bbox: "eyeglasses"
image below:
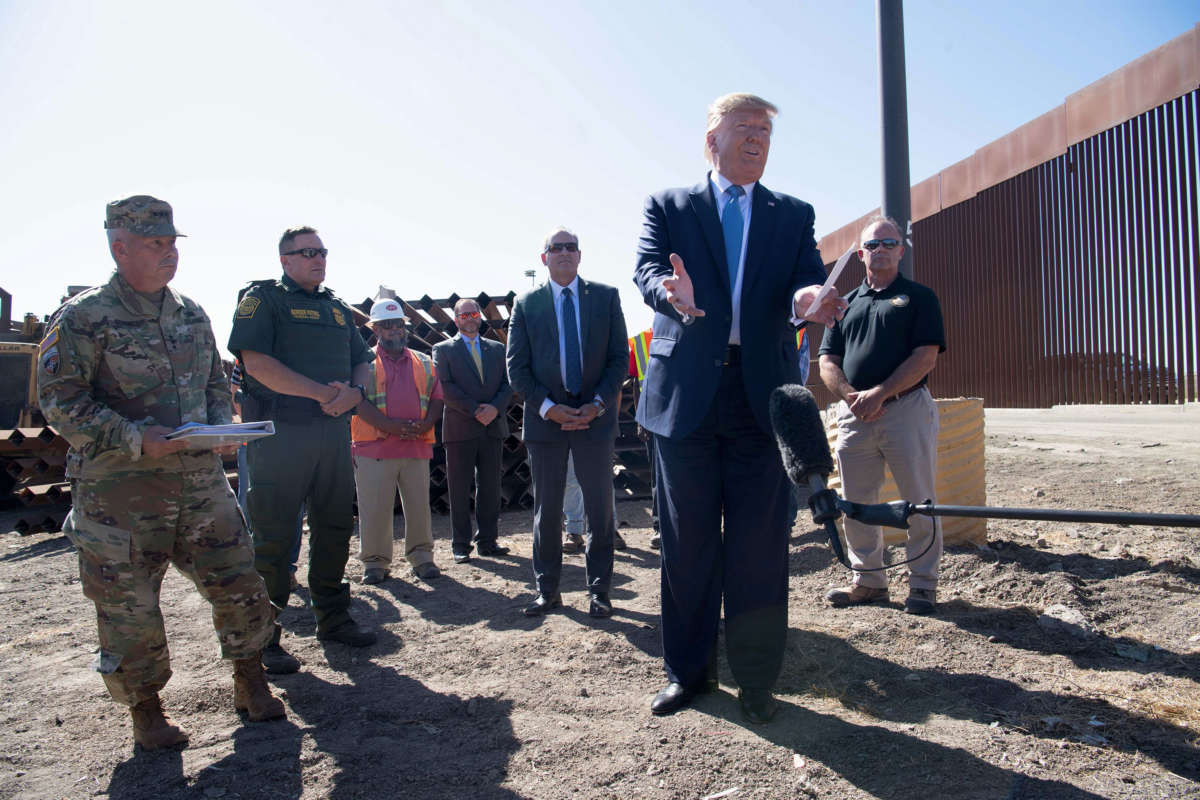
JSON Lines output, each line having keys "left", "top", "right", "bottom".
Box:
{"left": 374, "top": 319, "right": 406, "bottom": 330}
{"left": 282, "top": 247, "right": 328, "bottom": 259}
{"left": 457, "top": 311, "right": 481, "bottom": 319}
{"left": 862, "top": 238, "right": 900, "bottom": 252}
{"left": 545, "top": 242, "right": 578, "bottom": 254}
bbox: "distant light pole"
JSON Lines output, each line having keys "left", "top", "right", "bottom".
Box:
{"left": 523, "top": 269, "right": 537, "bottom": 286}
{"left": 878, "top": 0, "right": 913, "bottom": 278}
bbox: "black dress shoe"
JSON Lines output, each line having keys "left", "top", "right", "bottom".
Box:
{"left": 317, "top": 619, "right": 377, "bottom": 648}
{"left": 738, "top": 688, "right": 778, "bottom": 724}
{"left": 522, "top": 593, "right": 562, "bottom": 617}
{"left": 588, "top": 592, "right": 613, "bottom": 618}
{"left": 452, "top": 551, "right": 472, "bottom": 564}
{"left": 477, "top": 544, "right": 510, "bottom": 557}
{"left": 650, "top": 682, "right": 695, "bottom": 715}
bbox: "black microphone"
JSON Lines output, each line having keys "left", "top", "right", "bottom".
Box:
{"left": 768, "top": 384, "right": 849, "bottom": 566}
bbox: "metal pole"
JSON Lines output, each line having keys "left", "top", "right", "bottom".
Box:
{"left": 877, "top": 0, "right": 913, "bottom": 278}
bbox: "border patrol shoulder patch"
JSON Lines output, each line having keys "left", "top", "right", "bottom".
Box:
{"left": 237, "top": 296, "right": 261, "bottom": 319}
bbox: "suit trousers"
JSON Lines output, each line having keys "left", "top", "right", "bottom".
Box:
{"left": 563, "top": 451, "right": 618, "bottom": 535}
{"left": 353, "top": 455, "right": 434, "bottom": 568}
{"left": 834, "top": 388, "right": 942, "bottom": 590}
{"left": 444, "top": 437, "right": 502, "bottom": 554}
{"left": 526, "top": 435, "right": 615, "bottom": 595}
{"left": 654, "top": 363, "right": 790, "bottom": 691}
{"left": 248, "top": 416, "right": 354, "bottom": 635}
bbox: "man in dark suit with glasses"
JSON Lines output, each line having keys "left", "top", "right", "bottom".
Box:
{"left": 507, "top": 227, "right": 628, "bottom": 620}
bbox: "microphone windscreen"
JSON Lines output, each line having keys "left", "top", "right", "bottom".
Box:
{"left": 769, "top": 384, "right": 834, "bottom": 485}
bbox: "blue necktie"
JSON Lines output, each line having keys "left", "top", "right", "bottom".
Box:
{"left": 722, "top": 185, "right": 745, "bottom": 288}
{"left": 561, "top": 287, "right": 583, "bottom": 396}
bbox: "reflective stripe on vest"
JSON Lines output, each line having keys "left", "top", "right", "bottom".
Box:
{"left": 629, "top": 330, "right": 652, "bottom": 382}
{"left": 350, "top": 350, "right": 437, "bottom": 444}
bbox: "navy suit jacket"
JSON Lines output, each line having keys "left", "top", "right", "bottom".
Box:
{"left": 506, "top": 278, "right": 628, "bottom": 443}
{"left": 432, "top": 333, "right": 512, "bottom": 443}
{"left": 634, "top": 175, "right": 827, "bottom": 438}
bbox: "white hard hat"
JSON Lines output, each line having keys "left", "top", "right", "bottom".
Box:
{"left": 369, "top": 299, "right": 408, "bottom": 324}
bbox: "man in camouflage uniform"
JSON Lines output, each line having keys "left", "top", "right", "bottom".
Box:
{"left": 228, "top": 226, "right": 377, "bottom": 674}
{"left": 38, "top": 195, "right": 285, "bottom": 751}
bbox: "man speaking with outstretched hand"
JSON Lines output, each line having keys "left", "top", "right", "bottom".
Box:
{"left": 633, "top": 92, "right": 846, "bottom": 723}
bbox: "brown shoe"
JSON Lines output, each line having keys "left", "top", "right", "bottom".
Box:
{"left": 234, "top": 657, "right": 287, "bottom": 721}
{"left": 825, "top": 584, "right": 889, "bottom": 607}
{"left": 561, "top": 533, "right": 585, "bottom": 554}
{"left": 130, "top": 695, "right": 189, "bottom": 750}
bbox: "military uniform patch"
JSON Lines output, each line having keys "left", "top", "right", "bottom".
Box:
{"left": 331, "top": 307, "right": 346, "bottom": 327}
{"left": 40, "top": 326, "right": 59, "bottom": 354}
{"left": 42, "top": 346, "right": 60, "bottom": 375}
{"left": 290, "top": 308, "right": 321, "bottom": 320}
{"left": 890, "top": 295, "right": 910, "bottom": 308}
{"left": 237, "top": 296, "right": 260, "bottom": 319}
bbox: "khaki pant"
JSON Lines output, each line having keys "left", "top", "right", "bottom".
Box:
{"left": 353, "top": 455, "right": 433, "bottom": 568}
{"left": 834, "top": 388, "right": 942, "bottom": 591}
{"left": 67, "top": 463, "right": 273, "bottom": 707}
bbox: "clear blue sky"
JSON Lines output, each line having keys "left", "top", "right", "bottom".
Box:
{"left": 1, "top": 0, "right": 1194, "bottom": 350}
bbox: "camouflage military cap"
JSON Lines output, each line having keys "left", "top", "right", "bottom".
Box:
{"left": 104, "top": 195, "right": 187, "bottom": 237}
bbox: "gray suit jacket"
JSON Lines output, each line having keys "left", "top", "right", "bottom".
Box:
{"left": 432, "top": 333, "right": 512, "bottom": 443}
{"left": 506, "top": 278, "right": 628, "bottom": 443}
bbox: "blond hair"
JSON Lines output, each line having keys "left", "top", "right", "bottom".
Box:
{"left": 704, "top": 93, "right": 778, "bottom": 163}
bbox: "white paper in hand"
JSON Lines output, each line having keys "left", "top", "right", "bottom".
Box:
{"left": 804, "top": 245, "right": 856, "bottom": 317}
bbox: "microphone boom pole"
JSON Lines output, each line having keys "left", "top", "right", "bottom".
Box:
{"left": 863, "top": 501, "right": 1200, "bottom": 529}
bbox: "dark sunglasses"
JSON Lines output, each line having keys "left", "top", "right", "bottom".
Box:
{"left": 545, "top": 242, "right": 579, "bottom": 253}
{"left": 862, "top": 238, "right": 900, "bottom": 252}
{"left": 282, "top": 247, "right": 328, "bottom": 259}
{"left": 374, "top": 319, "right": 406, "bottom": 330}
{"left": 457, "top": 311, "right": 481, "bottom": 319}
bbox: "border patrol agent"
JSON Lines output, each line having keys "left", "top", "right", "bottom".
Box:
{"left": 227, "top": 226, "right": 377, "bottom": 674}
{"left": 39, "top": 195, "right": 284, "bottom": 751}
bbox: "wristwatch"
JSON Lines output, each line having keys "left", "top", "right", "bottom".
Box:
{"left": 351, "top": 384, "right": 367, "bottom": 401}
{"left": 592, "top": 398, "right": 607, "bottom": 417}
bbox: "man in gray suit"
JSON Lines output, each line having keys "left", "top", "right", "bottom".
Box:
{"left": 506, "top": 227, "right": 628, "bottom": 619}
{"left": 432, "top": 298, "right": 514, "bottom": 564}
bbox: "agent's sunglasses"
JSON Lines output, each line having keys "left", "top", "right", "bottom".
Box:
{"left": 545, "top": 242, "right": 579, "bottom": 253}
{"left": 282, "top": 247, "right": 328, "bottom": 259}
{"left": 862, "top": 238, "right": 900, "bottom": 251}
{"left": 457, "top": 311, "right": 482, "bottom": 319}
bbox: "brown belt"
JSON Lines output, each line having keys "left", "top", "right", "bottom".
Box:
{"left": 883, "top": 384, "right": 926, "bottom": 406}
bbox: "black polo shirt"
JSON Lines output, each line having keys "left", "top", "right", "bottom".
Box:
{"left": 818, "top": 274, "right": 945, "bottom": 391}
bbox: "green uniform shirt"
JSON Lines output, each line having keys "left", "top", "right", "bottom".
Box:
{"left": 227, "top": 274, "right": 370, "bottom": 417}
{"left": 37, "top": 271, "right": 232, "bottom": 478}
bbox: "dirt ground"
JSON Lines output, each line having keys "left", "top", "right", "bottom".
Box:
{"left": 1, "top": 404, "right": 1198, "bottom": 800}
